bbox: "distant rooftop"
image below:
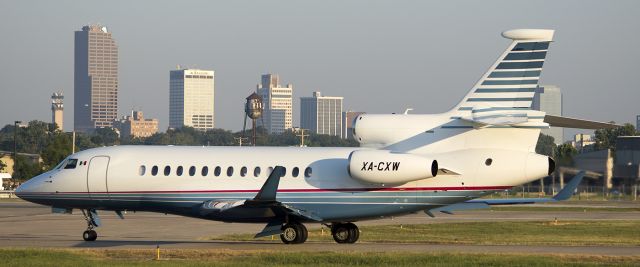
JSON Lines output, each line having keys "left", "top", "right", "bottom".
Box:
{"left": 81, "top": 24, "right": 108, "bottom": 33}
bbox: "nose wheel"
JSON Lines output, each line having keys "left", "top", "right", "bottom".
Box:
{"left": 81, "top": 209, "right": 100, "bottom": 241}
{"left": 83, "top": 230, "right": 97, "bottom": 241}
{"left": 331, "top": 222, "right": 359, "bottom": 244}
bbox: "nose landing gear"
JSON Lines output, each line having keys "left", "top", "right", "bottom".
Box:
{"left": 82, "top": 229, "right": 97, "bottom": 241}
{"left": 81, "top": 209, "right": 100, "bottom": 241}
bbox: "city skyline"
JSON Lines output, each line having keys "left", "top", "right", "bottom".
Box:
{"left": 1, "top": 1, "right": 640, "bottom": 142}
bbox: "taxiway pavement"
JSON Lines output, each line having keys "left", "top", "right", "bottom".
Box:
{"left": 1, "top": 201, "right": 638, "bottom": 256}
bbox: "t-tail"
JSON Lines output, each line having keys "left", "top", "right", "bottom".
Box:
{"left": 452, "top": 29, "right": 554, "bottom": 114}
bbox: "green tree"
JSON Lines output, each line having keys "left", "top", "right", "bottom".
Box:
{"left": 535, "top": 133, "right": 556, "bottom": 157}
{"left": 12, "top": 155, "right": 43, "bottom": 181}
{"left": 594, "top": 123, "right": 637, "bottom": 151}
{"left": 554, "top": 143, "right": 577, "bottom": 167}
{"left": 41, "top": 133, "right": 73, "bottom": 170}
{"left": 91, "top": 127, "right": 119, "bottom": 146}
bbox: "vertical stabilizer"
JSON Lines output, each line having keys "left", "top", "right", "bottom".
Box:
{"left": 452, "top": 29, "right": 554, "bottom": 114}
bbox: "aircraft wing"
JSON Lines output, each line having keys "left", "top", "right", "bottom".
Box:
{"left": 543, "top": 115, "right": 620, "bottom": 129}
{"left": 199, "top": 166, "right": 322, "bottom": 238}
{"left": 425, "top": 171, "right": 585, "bottom": 217}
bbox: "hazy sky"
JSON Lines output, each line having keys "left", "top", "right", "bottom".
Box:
{"left": 1, "top": 0, "right": 639, "bottom": 141}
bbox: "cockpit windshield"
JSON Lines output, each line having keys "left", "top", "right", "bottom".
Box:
{"left": 54, "top": 159, "right": 67, "bottom": 170}
{"left": 63, "top": 159, "right": 78, "bottom": 169}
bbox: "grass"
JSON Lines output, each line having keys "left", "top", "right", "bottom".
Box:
{"left": 0, "top": 248, "right": 638, "bottom": 267}
{"left": 214, "top": 221, "right": 640, "bottom": 246}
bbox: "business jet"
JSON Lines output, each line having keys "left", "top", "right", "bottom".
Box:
{"left": 16, "top": 29, "right": 615, "bottom": 244}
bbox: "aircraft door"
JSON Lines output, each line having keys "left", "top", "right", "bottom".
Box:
{"left": 87, "top": 156, "right": 110, "bottom": 199}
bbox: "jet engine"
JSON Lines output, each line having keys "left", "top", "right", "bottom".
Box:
{"left": 348, "top": 150, "right": 438, "bottom": 184}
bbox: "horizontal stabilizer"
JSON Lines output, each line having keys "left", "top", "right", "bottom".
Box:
{"left": 460, "top": 108, "right": 547, "bottom": 128}
{"left": 544, "top": 115, "right": 619, "bottom": 129}
{"left": 463, "top": 113, "right": 529, "bottom": 126}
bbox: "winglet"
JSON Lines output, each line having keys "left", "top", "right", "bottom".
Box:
{"left": 553, "top": 171, "right": 585, "bottom": 201}
{"left": 253, "top": 166, "right": 285, "bottom": 201}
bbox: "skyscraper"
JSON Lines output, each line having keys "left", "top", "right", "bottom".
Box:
{"left": 74, "top": 24, "right": 118, "bottom": 132}
{"left": 532, "top": 85, "right": 563, "bottom": 144}
{"left": 169, "top": 69, "right": 215, "bottom": 131}
{"left": 300, "top": 92, "right": 343, "bottom": 137}
{"left": 256, "top": 74, "right": 293, "bottom": 134}
{"left": 51, "top": 92, "right": 64, "bottom": 130}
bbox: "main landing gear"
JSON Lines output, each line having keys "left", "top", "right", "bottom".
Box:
{"left": 280, "top": 222, "right": 308, "bottom": 244}
{"left": 277, "top": 221, "right": 360, "bottom": 244}
{"left": 81, "top": 209, "right": 100, "bottom": 241}
{"left": 330, "top": 222, "right": 359, "bottom": 244}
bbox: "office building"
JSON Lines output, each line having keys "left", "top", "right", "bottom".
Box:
{"left": 51, "top": 92, "right": 64, "bottom": 130}
{"left": 74, "top": 24, "right": 118, "bottom": 132}
{"left": 256, "top": 74, "right": 293, "bottom": 134}
{"left": 169, "top": 68, "right": 215, "bottom": 131}
{"left": 343, "top": 111, "right": 366, "bottom": 140}
{"left": 532, "top": 85, "right": 563, "bottom": 144}
{"left": 571, "top": 133, "right": 595, "bottom": 151}
{"left": 300, "top": 92, "right": 343, "bottom": 137}
{"left": 114, "top": 110, "right": 159, "bottom": 139}
{"left": 636, "top": 115, "right": 640, "bottom": 132}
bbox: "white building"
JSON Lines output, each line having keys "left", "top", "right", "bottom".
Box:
{"left": 532, "top": 85, "right": 563, "bottom": 144}
{"left": 51, "top": 92, "right": 64, "bottom": 130}
{"left": 256, "top": 74, "right": 293, "bottom": 134}
{"left": 571, "top": 133, "right": 595, "bottom": 151}
{"left": 300, "top": 92, "right": 343, "bottom": 138}
{"left": 169, "top": 69, "right": 215, "bottom": 131}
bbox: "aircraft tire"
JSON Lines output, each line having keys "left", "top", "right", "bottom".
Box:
{"left": 346, "top": 222, "right": 359, "bottom": 243}
{"left": 280, "top": 222, "right": 307, "bottom": 244}
{"left": 83, "top": 230, "right": 97, "bottom": 241}
{"left": 331, "top": 223, "right": 359, "bottom": 244}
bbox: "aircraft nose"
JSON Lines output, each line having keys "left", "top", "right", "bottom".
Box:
{"left": 14, "top": 174, "right": 43, "bottom": 200}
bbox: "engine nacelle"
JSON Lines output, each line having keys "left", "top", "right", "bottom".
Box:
{"left": 348, "top": 150, "right": 438, "bottom": 184}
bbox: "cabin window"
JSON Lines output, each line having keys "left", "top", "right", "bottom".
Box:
{"left": 201, "top": 166, "right": 209, "bottom": 176}
{"left": 282, "top": 167, "right": 287, "bottom": 177}
{"left": 176, "top": 166, "right": 184, "bottom": 176}
{"left": 214, "top": 166, "right": 221, "bottom": 176}
{"left": 227, "top": 167, "right": 234, "bottom": 177}
{"left": 139, "top": 165, "right": 146, "bottom": 176}
{"left": 267, "top": 167, "right": 273, "bottom": 175}
{"left": 254, "top": 167, "right": 261, "bottom": 177}
{"left": 485, "top": 158, "right": 493, "bottom": 166}
{"left": 64, "top": 159, "right": 78, "bottom": 169}
{"left": 292, "top": 167, "right": 299, "bottom": 177}
{"left": 304, "top": 167, "right": 313, "bottom": 178}
{"left": 240, "top": 167, "right": 247, "bottom": 177}
{"left": 164, "top": 166, "right": 171, "bottom": 176}
{"left": 189, "top": 166, "right": 196, "bottom": 176}
{"left": 151, "top": 166, "right": 158, "bottom": 176}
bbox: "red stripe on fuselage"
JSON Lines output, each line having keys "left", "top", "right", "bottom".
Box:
{"left": 22, "top": 186, "right": 512, "bottom": 195}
